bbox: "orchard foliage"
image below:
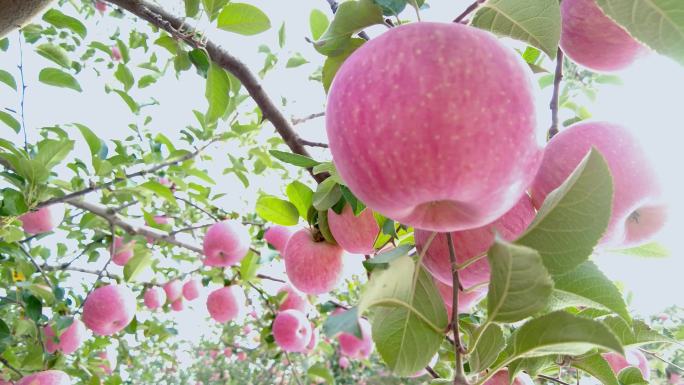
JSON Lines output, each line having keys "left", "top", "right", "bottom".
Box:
{"left": 0, "top": 0, "right": 682, "bottom": 384}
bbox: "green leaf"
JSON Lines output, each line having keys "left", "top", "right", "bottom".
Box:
{"left": 470, "top": 323, "right": 505, "bottom": 372}
{"left": 315, "top": 0, "right": 383, "bottom": 56}
{"left": 322, "top": 38, "right": 365, "bottom": 92}
{"left": 517, "top": 149, "right": 613, "bottom": 275}
{"left": 35, "top": 139, "right": 74, "bottom": 172}
{"left": 185, "top": 0, "right": 200, "bottom": 17}
{"left": 323, "top": 306, "right": 362, "bottom": 338}
{"left": 74, "top": 123, "right": 101, "bottom": 160}
{"left": 618, "top": 367, "right": 648, "bottom": 385}
{"left": 0, "top": 319, "right": 9, "bottom": 343}
{"left": 269, "top": 150, "right": 320, "bottom": 168}
{"left": 486, "top": 239, "right": 553, "bottom": 323}
{"left": 508, "top": 356, "right": 556, "bottom": 379}
{"left": 374, "top": 0, "right": 408, "bottom": 16}
{"left": 0, "top": 38, "right": 8, "bottom": 51}
{"left": 42, "top": 9, "right": 87, "bottom": 38}
{"left": 123, "top": 253, "right": 152, "bottom": 282}
{"left": 205, "top": 62, "right": 230, "bottom": 124}
{"left": 286, "top": 181, "right": 314, "bottom": 218}
{"left": 286, "top": 53, "right": 309, "bottom": 68}
{"left": 0, "top": 112, "right": 20, "bottom": 134}
{"left": 217, "top": 3, "right": 272, "bottom": 36}
{"left": 471, "top": 0, "right": 561, "bottom": 58}
{"left": 609, "top": 241, "right": 670, "bottom": 258}
{"left": 139, "top": 181, "right": 177, "bottom": 206}
{"left": 595, "top": 0, "right": 684, "bottom": 67}
{"left": 0, "top": 69, "right": 16, "bottom": 90}
{"left": 0, "top": 188, "right": 28, "bottom": 215}
{"left": 310, "top": 9, "right": 330, "bottom": 40}
{"left": 312, "top": 178, "right": 343, "bottom": 211}
{"left": 35, "top": 44, "right": 72, "bottom": 68}
{"left": 240, "top": 251, "right": 260, "bottom": 282}
{"left": 278, "top": 22, "right": 286, "bottom": 48}
{"left": 113, "top": 90, "right": 139, "bottom": 114}
{"left": 509, "top": 311, "right": 623, "bottom": 359}
{"left": 202, "top": 0, "right": 229, "bottom": 21}
{"left": 359, "top": 256, "right": 448, "bottom": 376}
{"left": 25, "top": 295, "right": 42, "bottom": 322}
{"left": 114, "top": 64, "right": 135, "bottom": 91}
{"left": 602, "top": 316, "right": 674, "bottom": 346}
{"left": 256, "top": 195, "right": 300, "bottom": 226}
{"left": 308, "top": 363, "right": 335, "bottom": 385}
{"left": 39, "top": 68, "right": 82, "bottom": 92}
{"left": 571, "top": 353, "right": 620, "bottom": 385}
{"left": 552, "top": 261, "right": 630, "bottom": 322}
{"left": 365, "top": 244, "right": 412, "bottom": 266}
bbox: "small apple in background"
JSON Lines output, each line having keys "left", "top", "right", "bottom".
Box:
{"left": 163, "top": 279, "right": 183, "bottom": 303}
{"left": 603, "top": 349, "right": 650, "bottom": 379}
{"left": 206, "top": 286, "right": 245, "bottom": 323}
{"left": 434, "top": 279, "right": 487, "bottom": 320}
{"left": 143, "top": 286, "right": 166, "bottom": 310}
{"left": 326, "top": 22, "right": 541, "bottom": 232}
{"left": 202, "top": 220, "right": 251, "bottom": 267}
{"left": 94, "top": 1, "right": 107, "bottom": 13}
{"left": 669, "top": 373, "right": 682, "bottom": 385}
{"left": 44, "top": 318, "right": 87, "bottom": 355}
{"left": 97, "top": 348, "right": 117, "bottom": 375}
{"left": 272, "top": 309, "right": 312, "bottom": 353}
{"left": 263, "top": 225, "right": 296, "bottom": 253}
{"left": 283, "top": 229, "right": 344, "bottom": 295}
{"left": 146, "top": 215, "right": 171, "bottom": 243}
{"left": 249, "top": 310, "right": 258, "bottom": 319}
{"left": 338, "top": 316, "right": 373, "bottom": 359}
{"left": 277, "top": 284, "right": 308, "bottom": 312}
{"left": 243, "top": 325, "right": 252, "bottom": 334}
{"left": 209, "top": 349, "right": 218, "bottom": 359}
{"left": 111, "top": 236, "right": 135, "bottom": 266}
{"left": 224, "top": 347, "right": 232, "bottom": 358}
{"left": 237, "top": 351, "right": 247, "bottom": 361}
{"left": 327, "top": 204, "right": 379, "bottom": 254}
{"left": 182, "top": 279, "right": 200, "bottom": 301}
{"left": 560, "top": 0, "right": 647, "bottom": 72}
{"left": 338, "top": 356, "right": 350, "bottom": 369}
{"left": 111, "top": 46, "right": 122, "bottom": 61}
{"left": 531, "top": 122, "right": 666, "bottom": 247}
{"left": 416, "top": 195, "right": 535, "bottom": 289}
{"left": 19, "top": 204, "right": 65, "bottom": 234}
{"left": 82, "top": 284, "right": 136, "bottom": 336}
{"left": 171, "top": 298, "right": 184, "bottom": 311}
{"left": 484, "top": 370, "right": 535, "bottom": 385}
{"left": 17, "top": 370, "right": 71, "bottom": 385}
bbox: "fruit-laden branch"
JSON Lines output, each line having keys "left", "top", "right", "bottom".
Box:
{"left": 452, "top": 0, "right": 485, "bottom": 23}
{"left": 548, "top": 48, "right": 565, "bottom": 140}
{"left": 105, "top": 0, "right": 325, "bottom": 184}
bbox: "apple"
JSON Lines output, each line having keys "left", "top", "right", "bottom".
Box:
{"left": 146, "top": 215, "right": 171, "bottom": 243}
{"left": 283, "top": 229, "right": 344, "bottom": 294}
{"left": 339, "top": 356, "right": 350, "bottom": 369}
{"left": 206, "top": 286, "right": 245, "bottom": 323}
{"left": 182, "top": 279, "right": 200, "bottom": 301}
{"left": 272, "top": 309, "right": 312, "bottom": 353}
{"left": 19, "top": 204, "right": 65, "bottom": 234}
{"left": 17, "top": 370, "right": 70, "bottom": 385}
{"left": 237, "top": 351, "right": 247, "bottom": 361}
{"left": 560, "top": 0, "right": 647, "bottom": 72}
{"left": 243, "top": 325, "right": 251, "bottom": 334}
{"left": 111, "top": 46, "right": 122, "bottom": 61}
{"left": 97, "top": 349, "right": 117, "bottom": 375}
{"left": 202, "top": 220, "right": 251, "bottom": 267}
{"left": 603, "top": 349, "right": 650, "bottom": 379}
{"left": 111, "top": 236, "right": 135, "bottom": 266}
{"left": 484, "top": 370, "right": 535, "bottom": 385}
{"left": 326, "top": 22, "right": 541, "bottom": 232}
{"left": 327, "top": 205, "right": 379, "bottom": 254}
{"left": 277, "top": 284, "right": 308, "bottom": 312}
{"left": 94, "top": 1, "right": 107, "bottom": 13}
{"left": 163, "top": 279, "right": 183, "bottom": 302}
{"left": 44, "top": 318, "right": 86, "bottom": 355}
{"left": 224, "top": 347, "right": 232, "bottom": 358}
{"left": 264, "top": 225, "right": 296, "bottom": 253}
{"left": 530, "top": 122, "right": 666, "bottom": 247}
{"left": 338, "top": 316, "right": 373, "bottom": 359}
{"left": 415, "top": 194, "right": 535, "bottom": 288}
{"left": 434, "top": 279, "right": 487, "bottom": 320}
{"left": 82, "top": 284, "right": 136, "bottom": 336}
{"left": 171, "top": 298, "right": 184, "bottom": 311}
{"left": 143, "top": 286, "right": 166, "bottom": 310}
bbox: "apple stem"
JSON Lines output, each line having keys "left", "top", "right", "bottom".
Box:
{"left": 446, "top": 233, "right": 469, "bottom": 385}
{"left": 548, "top": 47, "right": 565, "bottom": 140}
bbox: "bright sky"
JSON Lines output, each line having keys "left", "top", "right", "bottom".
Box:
{"left": 1, "top": 0, "right": 682, "bottom": 370}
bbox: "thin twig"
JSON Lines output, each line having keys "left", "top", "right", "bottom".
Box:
{"left": 446, "top": 233, "right": 467, "bottom": 385}
{"left": 639, "top": 348, "right": 684, "bottom": 371}
{"left": 0, "top": 356, "right": 22, "bottom": 376}
{"left": 19, "top": 245, "right": 54, "bottom": 291}
{"left": 548, "top": 48, "right": 564, "bottom": 140}
{"left": 298, "top": 139, "right": 329, "bottom": 148}
{"left": 291, "top": 112, "right": 325, "bottom": 126}
{"left": 425, "top": 365, "right": 440, "bottom": 378}
{"left": 17, "top": 32, "right": 28, "bottom": 151}
{"left": 176, "top": 195, "right": 220, "bottom": 221}
{"left": 453, "top": 0, "right": 484, "bottom": 23}
{"left": 537, "top": 374, "right": 572, "bottom": 385}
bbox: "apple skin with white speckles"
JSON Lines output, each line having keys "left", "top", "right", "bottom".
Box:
{"left": 326, "top": 22, "right": 541, "bottom": 233}
{"left": 327, "top": 204, "right": 379, "bottom": 254}
{"left": 283, "top": 229, "right": 344, "bottom": 295}
{"left": 530, "top": 122, "right": 666, "bottom": 247}
{"left": 560, "top": 0, "right": 647, "bottom": 72}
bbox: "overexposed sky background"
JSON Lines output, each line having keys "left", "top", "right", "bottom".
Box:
{"left": 0, "top": 0, "right": 682, "bottom": 370}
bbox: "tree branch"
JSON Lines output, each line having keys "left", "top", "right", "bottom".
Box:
{"left": 446, "top": 233, "right": 467, "bottom": 385}
{"left": 0, "top": 356, "right": 22, "bottom": 377}
{"left": 17, "top": 32, "right": 28, "bottom": 151}
{"left": 548, "top": 48, "right": 564, "bottom": 140}
{"left": 453, "top": 0, "right": 485, "bottom": 23}
{"left": 426, "top": 365, "right": 440, "bottom": 379}
{"left": 298, "top": 139, "right": 329, "bottom": 148}
{"left": 537, "top": 374, "right": 572, "bottom": 385}
{"left": 291, "top": 112, "right": 324, "bottom": 126}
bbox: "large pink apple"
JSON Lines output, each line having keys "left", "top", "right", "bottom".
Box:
{"left": 272, "top": 309, "right": 312, "bottom": 353}
{"left": 202, "top": 220, "right": 251, "bottom": 267}
{"left": 44, "top": 318, "right": 86, "bottom": 355}
{"left": 182, "top": 279, "right": 201, "bottom": 301}
{"left": 82, "top": 284, "right": 136, "bottom": 336}
{"left": 19, "top": 204, "right": 65, "bottom": 234}
{"left": 327, "top": 205, "right": 379, "bottom": 254}
{"left": 283, "top": 229, "right": 344, "bottom": 295}
{"left": 143, "top": 286, "right": 166, "bottom": 310}
{"left": 416, "top": 194, "right": 535, "bottom": 288}
{"left": 163, "top": 279, "right": 183, "bottom": 302}
{"left": 326, "top": 22, "right": 541, "bottom": 232}
{"left": 263, "top": 225, "right": 296, "bottom": 253}
{"left": 560, "top": 0, "right": 647, "bottom": 72}
{"left": 434, "top": 279, "right": 487, "bottom": 321}
{"left": 17, "top": 370, "right": 70, "bottom": 385}
{"left": 206, "top": 286, "right": 245, "bottom": 323}
{"left": 484, "top": 370, "right": 534, "bottom": 385}
{"left": 338, "top": 316, "right": 373, "bottom": 359}
{"left": 278, "top": 284, "right": 308, "bottom": 312}
{"left": 111, "top": 236, "right": 135, "bottom": 266}
{"left": 530, "top": 122, "right": 666, "bottom": 247}
{"left": 603, "top": 349, "right": 650, "bottom": 379}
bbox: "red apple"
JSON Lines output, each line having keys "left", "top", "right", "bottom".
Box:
{"left": 416, "top": 194, "right": 535, "bottom": 288}
{"left": 143, "top": 286, "right": 166, "bottom": 310}
{"left": 560, "top": 0, "right": 647, "bottom": 72}
{"left": 283, "top": 229, "right": 344, "bottom": 294}
{"left": 278, "top": 284, "right": 308, "bottom": 312}
{"left": 224, "top": 347, "right": 232, "bottom": 358}
{"left": 264, "top": 225, "right": 296, "bottom": 253}
{"left": 484, "top": 370, "right": 534, "bottom": 385}
{"left": 171, "top": 298, "right": 184, "bottom": 311}
{"left": 326, "top": 22, "right": 541, "bottom": 232}
{"left": 206, "top": 286, "right": 245, "bottom": 323}
{"left": 19, "top": 204, "right": 65, "bottom": 234}
{"left": 163, "top": 279, "right": 183, "bottom": 302}
{"left": 94, "top": 1, "right": 107, "bottom": 13}
{"left": 327, "top": 205, "right": 379, "bottom": 254}
{"left": 182, "top": 279, "right": 200, "bottom": 301}
{"left": 111, "top": 236, "right": 135, "bottom": 266}
{"left": 202, "top": 220, "right": 251, "bottom": 267}
{"left": 17, "top": 370, "right": 70, "bottom": 385}
{"left": 237, "top": 351, "right": 247, "bottom": 361}
{"left": 338, "top": 316, "right": 373, "bottom": 359}
{"left": 44, "top": 318, "right": 86, "bottom": 355}
{"left": 111, "top": 46, "right": 121, "bottom": 61}
{"left": 339, "top": 356, "right": 350, "bottom": 369}
{"left": 82, "top": 284, "right": 136, "bottom": 336}
{"left": 530, "top": 122, "right": 666, "bottom": 247}
{"left": 603, "top": 349, "right": 650, "bottom": 379}
{"left": 272, "top": 309, "right": 312, "bottom": 353}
